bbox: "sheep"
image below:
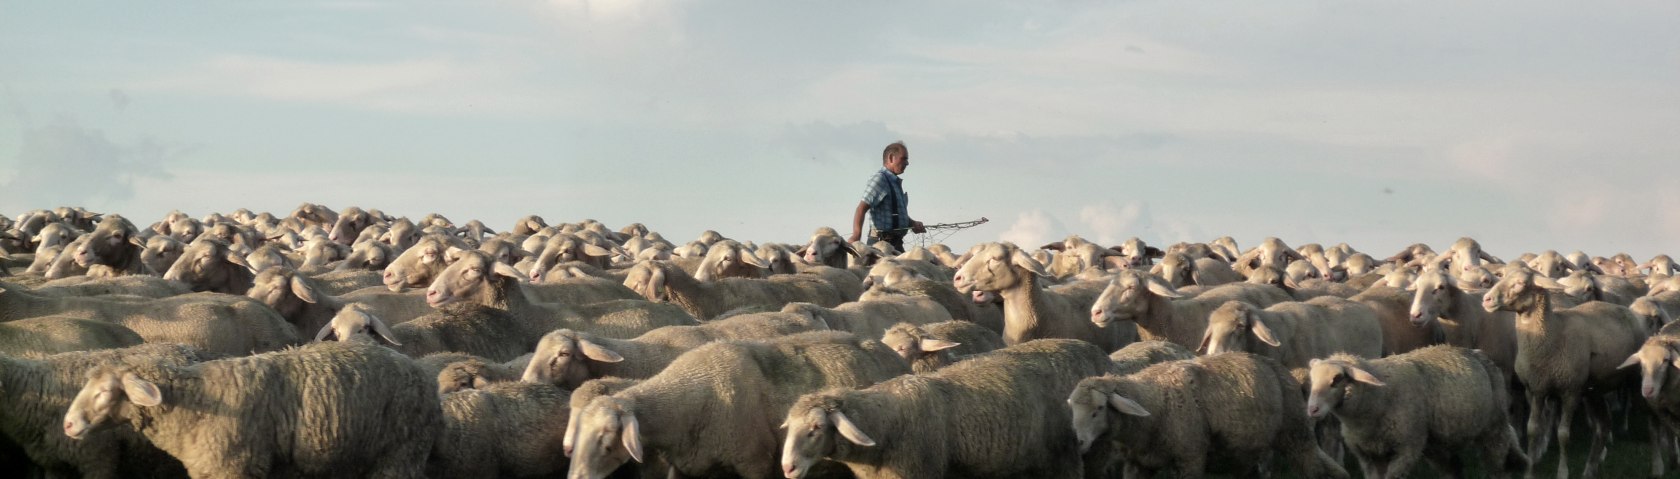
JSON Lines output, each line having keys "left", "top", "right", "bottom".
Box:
{"left": 782, "top": 339, "right": 1112, "bottom": 479}
{"left": 1557, "top": 269, "right": 1644, "bottom": 306}
{"left": 1527, "top": 250, "right": 1583, "bottom": 279}
{"left": 244, "top": 242, "right": 293, "bottom": 273}
{"left": 70, "top": 216, "right": 150, "bottom": 276}
{"left": 1305, "top": 346, "right": 1528, "bottom": 478}
{"left": 0, "top": 343, "right": 213, "bottom": 479}
{"left": 530, "top": 233, "right": 621, "bottom": 282}
{"left": 1343, "top": 252, "right": 1380, "bottom": 276}
{"left": 334, "top": 238, "right": 397, "bottom": 272}
{"left": 26, "top": 223, "right": 81, "bottom": 274}
{"left": 796, "top": 227, "right": 857, "bottom": 268}
{"left": 568, "top": 330, "right": 911, "bottom": 479}
{"left": 161, "top": 237, "right": 257, "bottom": 295}
{"left": 878, "top": 320, "right": 1005, "bottom": 373}
{"left": 64, "top": 341, "right": 442, "bottom": 479}
{"left": 1041, "top": 237, "right": 1125, "bottom": 279}
{"left": 435, "top": 354, "right": 532, "bottom": 395}
{"left": 1351, "top": 284, "right": 1443, "bottom": 356}
{"left": 521, "top": 311, "right": 828, "bottom": 389}
{"left": 861, "top": 256, "right": 954, "bottom": 287}
{"left": 164, "top": 216, "right": 204, "bottom": 244}
{"left": 1232, "top": 236, "right": 1307, "bottom": 277}
{"left": 1406, "top": 268, "right": 1520, "bottom": 384}
{"left": 288, "top": 202, "right": 338, "bottom": 227}
{"left": 1483, "top": 269, "right": 1649, "bottom": 478}
{"left": 1640, "top": 254, "right": 1679, "bottom": 283}
{"left": 1114, "top": 236, "right": 1164, "bottom": 269}
{"left": 382, "top": 217, "right": 423, "bottom": 252}
{"left": 622, "top": 259, "right": 844, "bottom": 320}
{"left": 1286, "top": 259, "right": 1325, "bottom": 283}
{"left": 247, "top": 266, "right": 432, "bottom": 337}
{"left": 1089, "top": 269, "right": 1292, "bottom": 350}
{"left": 780, "top": 294, "right": 951, "bottom": 339}
{"left": 429, "top": 381, "right": 572, "bottom": 478}
{"left": 953, "top": 242, "right": 1134, "bottom": 351}
{"left": 1595, "top": 252, "right": 1641, "bottom": 278}
{"left": 1151, "top": 251, "right": 1241, "bottom": 289}
{"left": 857, "top": 277, "right": 1006, "bottom": 333}
{"left": 381, "top": 233, "right": 470, "bottom": 292}
{"left": 1069, "top": 352, "right": 1348, "bottom": 479}
{"left": 432, "top": 250, "right": 698, "bottom": 336}
{"left": 0, "top": 283, "right": 300, "bottom": 356}
{"left": 474, "top": 236, "right": 529, "bottom": 268}
{"left": 693, "top": 239, "right": 768, "bottom": 281}
{"left": 326, "top": 206, "right": 375, "bottom": 245}
{"left": 0, "top": 315, "right": 144, "bottom": 358}
{"left": 1107, "top": 339, "right": 1195, "bottom": 375}
{"left": 1199, "top": 298, "right": 1385, "bottom": 376}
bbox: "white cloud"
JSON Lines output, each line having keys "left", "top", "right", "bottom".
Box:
{"left": 997, "top": 210, "right": 1067, "bottom": 249}
{"left": 1078, "top": 200, "right": 1152, "bottom": 246}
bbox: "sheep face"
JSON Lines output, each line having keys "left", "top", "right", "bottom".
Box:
{"left": 800, "top": 233, "right": 853, "bottom": 268}
{"left": 522, "top": 329, "right": 625, "bottom": 390}
{"left": 476, "top": 238, "right": 527, "bottom": 268}
{"left": 425, "top": 248, "right": 521, "bottom": 308}
{"left": 327, "top": 207, "right": 372, "bottom": 245}
{"left": 531, "top": 234, "right": 614, "bottom": 283}
{"left": 299, "top": 237, "right": 348, "bottom": 268}
{"left": 290, "top": 202, "right": 337, "bottom": 227}
{"left": 73, "top": 216, "right": 140, "bottom": 269}
{"left": 1527, "top": 251, "right": 1573, "bottom": 279}
{"left": 1482, "top": 271, "right": 1541, "bottom": 313}
{"left": 1199, "top": 301, "right": 1280, "bottom": 355}
{"left": 1407, "top": 271, "right": 1457, "bottom": 327}
{"left": 757, "top": 245, "right": 800, "bottom": 275}
{"left": 140, "top": 235, "right": 186, "bottom": 274}
{"left": 1621, "top": 339, "right": 1680, "bottom": 400}
{"left": 1556, "top": 270, "right": 1605, "bottom": 302}
{"left": 622, "top": 262, "right": 669, "bottom": 302}
{"left": 1116, "top": 237, "right": 1163, "bottom": 269}
{"left": 1067, "top": 380, "right": 1150, "bottom": 455}
{"left": 437, "top": 360, "right": 497, "bottom": 395}
{"left": 880, "top": 324, "right": 960, "bottom": 365}
{"left": 951, "top": 242, "right": 1047, "bottom": 294}
{"left": 1630, "top": 298, "right": 1672, "bottom": 332}
{"left": 163, "top": 239, "right": 254, "bottom": 293}
{"left": 33, "top": 222, "right": 77, "bottom": 250}
{"left": 1154, "top": 253, "right": 1196, "bottom": 288}
{"left": 63, "top": 366, "right": 162, "bottom": 440}
{"left": 382, "top": 219, "right": 421, "bottom": 251}
{"left": 695, "top": 240, "right": 765, "bottom": 282}
{"left": 1305, "top": 358, "right": 1384, "bottom": 420}
{"left": 338, "top": 240, "right": 394, "bottom": 272}
{"left": 1285, "top": 260, "right": 1322, "bottom": 283}
{"left": 315, "top": 305, "right": 401, "bottom": 345}
{"left": 1344, "top": 253, "right": 1377, "bottom": 276}
{"left": 863, "top": 258, "right": 923, "bottom": 290}
{"left": 383, "top": 236, "right": 454, "bottom": 292}
{"left": 1235, "top": 237, "right": 1304, "bottom": 272}
{"left": 1050, "top": 243, "right": 1121, "bottom": 279}
{"left": 1089, "top": 270, "right": 1181, "bottom": 326}
{"left": 569, "top": 397, "right": 644, "bottom": 479}
{"left": 781, "top": 397, "right": 874, "bottom": 479}
{"left": 166, "top": 217, "right": 202, "bottom": 244}
{"left": 513, "top": 215, "right": 548, "bottom": 236}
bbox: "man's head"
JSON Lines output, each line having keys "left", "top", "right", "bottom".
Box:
{"left": 882, "top": 141, "right": 909, "bottom": 175}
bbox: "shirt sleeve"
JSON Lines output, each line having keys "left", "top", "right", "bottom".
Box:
{"left": 861, "top": 171, "right": 888, "bottom": 205}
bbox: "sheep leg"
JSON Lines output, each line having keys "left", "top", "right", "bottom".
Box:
{"left": 1651, "top": 416, "right": 1668, "bottom": 479}
{"left": 1524, "top": 394, "right": 1553, "bottom": 478}
{"left": 1581, "top": 395, "right": 1611, "bottom": 479}
{"left": 1420, "top": 447, "right": 1462, "bottom": 479}
{"left": 1555, "top": 392, "right": 1583, "bottom": 479}
{"left": 1382, "top": 447, "right": 1426, "bottom": 479}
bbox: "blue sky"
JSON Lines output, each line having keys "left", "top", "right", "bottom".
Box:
{"left": 3, "top": 1, "right": 1677, "bottom": 260}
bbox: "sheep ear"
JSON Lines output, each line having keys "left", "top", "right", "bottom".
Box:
{"left": 578, "top": 339, "right": 624, "bottom": 363}
{"left": 1011, "top": 249, "right": 1050, "bottom": 277}
{"left": 1144, "top": 247, "right": 1164, "bottom": 260}
{"left": 1620, "top": 353, "right": 1642, "bottom": 370}
{"left": 492, "top": 262, "right": 524, "bottom": 282}
{"left": 739, "top": 250, "right": 767, "bottom": 268}
{"left": 472, "top": 375, "right": 491, "bottom": 390}
{"left": 365, "top": 312, "right": 403, "bottom": 346}
{"left": 841, "top": 242, "right": 860, "bottom": 259}
{"left": 921, "top": 339, "right": 961, "bottom": 352}
{"left": 313, "top": 322, "right": 338, "bottom": 342}
{"left": 1346, "top": 366, "right": 1385, "bottom": 386}
{"left": 289, "top": 275, "right": 319, "bottom": 304}
{"left": 1039, "top": 242, "right": 1066, "bottom": 252}
{"left": 829, "top": 410, "right": 876, "bottom": 446}
{"left": 1108, "top": 393, "right": 1150, "bottom": 417}
{"left": 1248, "top": 317, "right": 1282, "bottom": 347}
{"left": 581, "top": 243, "right": 613, "bottom": 258}
{"left": 121, "top": 372, "right": 163, "bottom": 407}
{"left": 621, "top": 413, "right": 644, "bottom": 463}
{"left": 1195, "top": 329, "right": 1211, "bottom": 354}
{"left": 1145, "top": 276, "right": 1182, "bottom": 298}
{"left": 1148, "top": 263, "right": 1162, "bottom": 275}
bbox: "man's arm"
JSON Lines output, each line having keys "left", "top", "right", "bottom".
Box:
{"left": 848, "top": 201, "right": 869, "bottom": 243}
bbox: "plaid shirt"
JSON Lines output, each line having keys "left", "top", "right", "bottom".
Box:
{"left": 861, "top": 168, "right": 909, "bottom": 232}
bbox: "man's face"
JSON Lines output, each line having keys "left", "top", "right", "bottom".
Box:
{"left": 886, "top": 153, "right": 909, "bottom": 175}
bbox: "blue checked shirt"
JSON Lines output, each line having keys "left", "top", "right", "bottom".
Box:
{"left": 861, "top": 168, "right": 909, "bottom": 232}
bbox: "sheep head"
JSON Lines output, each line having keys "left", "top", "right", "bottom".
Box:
{"left": 73, "top": 215, "right": 143, "bottom": 269}
{"left": 327, "top": 206, "right": 372, "bottom": 245}
{"left": 1153, "top": 252, "right": 1197, "bottom": 289}
{"left": 425, "top": 248, "right": 523, "bottom": 308}
{"left": 623, "top": 261, "right": 672, "bottom": 302}
{"left": 382, "top": 235, "right": 463, "bottom": 292}
{"left": 1199, "top": 301, "right": 1280, "bottom": 355}
{"left": 1483, "top": 270, "right": 1542, "bottom": 313}
{"left": 695, "top": 240, "right": 766, "bottom": 282}
{"left": 248, "top": 266, "right": 318, "bottom": 320}
{"left": 315, "top": 303, "right": 401, "bottom": 345}
{"left": 951, "top": 242, "right": 1048, "bottom": 295}
{"left": 879, "top": 323, "right": 960, "bottom": 366}
{"left": 1115, "top": 237, "right": 1163, "bottom": 269}
{"left": 1089, "top": 269, "right": 1181, "bottom": 326}
{"left": 1406, "top": 270, "right": 1459, "bottom": 327}
{"left": 1305, "top": 357, "right": 1385, "bottom": 420}
{"left": 1621, "top": 338, "right": 1680, "bottom": 400}
{"left": 521, "top": 329, "right": 624, "bottom": 390}
{"left": 140, "top": 235, "right": 186, "bottom": 274}
{"left": 799, "top": 230, "right": 855, "bottom": 268}
{"left": 570, "top": 397, "right": 645, "bottom": 479}
{"left": 1067, "top": 377, "right": 1151, "bottom": 455}
{"left": 337, "top": 240, "right": 395, "bottom": 272}
{"left": 437, "top": 359, "right": 505, "bottom": 395}
{"left": 162, "top": 238, "right": 255, "bottom": 293}
{"left": 781, "top": 394, "right": 875, "bottom": 479}
{"left": 63, "top": 365, "right": 163, "bottom": 440}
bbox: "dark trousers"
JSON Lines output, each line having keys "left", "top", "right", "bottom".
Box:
{"left": 872, "top": 229, "right": 906, "bottom": 253}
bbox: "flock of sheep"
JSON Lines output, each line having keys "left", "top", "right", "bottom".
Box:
{"left": 2, "top": 204, "right": 1678, "bottom": 478}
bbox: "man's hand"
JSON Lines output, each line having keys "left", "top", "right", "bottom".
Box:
{"left": 911, "top": 221, "right": 926, "bottom": 234}
{"left": 848, "top": 231, "right": 862, "bottom": 243}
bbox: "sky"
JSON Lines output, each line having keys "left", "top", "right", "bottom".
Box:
{"left": 2, "top": 1, "right": 1677, "bottom": 261}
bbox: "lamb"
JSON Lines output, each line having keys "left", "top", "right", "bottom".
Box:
{"left": 429, "top": 381, "right": 572, "bottom": 478}
{"left": 521, "top": 311, "right": 829, "bottom": 389}
{"left": 1069, "top": 352, "right": 1347, "bottom": 478}
{"left": 0, "top": 283, "right": 300, "bottom": 356}
{"left": 568, "top": 331, "right": 910, "bottom": 479}
{"left": 1088, "top": 269, "right": 1292, "bottom": 350}
{"left": 857, "top": 277, "right": 1006, "bottom": 333}
{"left": 0, "top": 343, "right": 213, "bottom": 479}
{"left": 0, "top": 316, "right": 144, "bottom": 358}
{"left": 1198, "top": 298, "right": 1384, "bottom": 376}
{"left": 435, "top": 354, "right": 532, "bottom": 395}
{"left": 1106, "top": 339, "right": 1195, "bottom": 375}
{"left": 1406, "top": 268, "right": 1520, "bottom": 384}
{"left": 63, "top": 341, "right": 442, "bottom": 479}
{"left": 1305, "top": 346, "right": 1528, "bottom": 478}
{"left": 953, "top": 242, "right": 1134, "bottom": 351}
{"left": 780, "top": 294, "right": 951, "bottom": 339}
{"left": 622, "top": 259, "right": 844, "bottom": 320}
{"left": 161, "top": 237, "right": 257, "bottom": 294}
{"left": 1483, "top": 269, "right": 1649, "bottom": 478}
{"left": 247, "top": 266, "right": 432, "bottom": 337}
{"left": 878, "top": 320, "right": 1005, "bottom": 373}
{"left": 781, "top": 339, "right": 1113, "bottom": 479}
{"left": 1151, "top": 251, "right": 1241, "bottom": 289}
{"left": 381, "top": 233, "right": 470, "bottom": 292}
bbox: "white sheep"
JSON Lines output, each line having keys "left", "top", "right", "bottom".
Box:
{"left": 953, "top": 242, "right": 1134, "bottom": 351}
{"left": 878, "top": 320, "right": 1006, "bottom": 373}
{"left": 520, "top": 310, "right": 826, "bottom": 389}
{"left": 1199, "top": 298, "right": 1384, "bottom": 376}
{"left": 621, "top": 260, "right": 845, "bottom": 320}
{"left": 1089, "top": 269, "right": 1292, "bottom": 351}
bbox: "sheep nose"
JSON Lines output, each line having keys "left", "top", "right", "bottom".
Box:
{"left": 783, "top": 465, "right": 797, "bottom": 478}
{"left": 1091, "top": 308, "right": 1103, "bottom": 318}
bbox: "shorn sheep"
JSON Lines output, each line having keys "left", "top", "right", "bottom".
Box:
{"left": 1069, "top": 352, "right": 1348, "bottom": 478}
{"left": 1306, "top": 346, "right": 1528, "bottom": 478}
{"left": 1484, "top": 269, "right": 1648, "bottom": 479}
{"left": 567, "top": 331, "right": 909, "bottom": 479}
{"left": 781, "top": 339, "right": 1113, "bottom": 479}
{"left": 63, "top": 341, "right": 442, "bottom": 479}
